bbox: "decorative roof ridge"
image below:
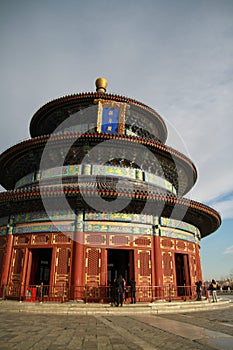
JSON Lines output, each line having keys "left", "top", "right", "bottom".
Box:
{"left": 0, "top": 184, "right": 221, "bottom": 220}
{"left": 0, "top": 132, "right": 197, "bottom": 193}
{"left": 0, "top": 132, "right": 196, "bottom": 172}
{"left": 0, "top": 186, "right": 221, "bottom": 235}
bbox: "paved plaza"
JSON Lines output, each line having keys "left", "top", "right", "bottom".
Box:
{"left": 0, "top": 300, "right": 233, "bottom": 350}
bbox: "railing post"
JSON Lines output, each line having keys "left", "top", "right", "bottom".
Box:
{"left": 3, "top": 284, "right": 8, "bottom": 300}
{"left": 62, "top": 284, "right": 65, "bottom": 303}
{"left": 183, "top": 284, "right": 186, "bottom": 301}
{"left": 19, "top": 283, "right": 23, "bottom": 303}
{"left": 40, "top": 282, "right": 43, "bottom": 303}
{"left": 168, "top": 284, "right": 171, "bottom": 302}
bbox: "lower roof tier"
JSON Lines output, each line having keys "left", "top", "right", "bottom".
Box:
{"left": 0, "top": 183, "right": 221, "bottom": 237}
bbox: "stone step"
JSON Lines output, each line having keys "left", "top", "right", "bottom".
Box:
{"left": 0, "top": 299, "right": 231, "bottom": 315}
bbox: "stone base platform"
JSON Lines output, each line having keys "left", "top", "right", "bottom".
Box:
{"left": 0, "top": 298, "right": 231, "bottom": 315}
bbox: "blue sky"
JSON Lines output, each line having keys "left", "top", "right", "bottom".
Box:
{"left": 0, "top": 0, "right": 232, "bottom": 281}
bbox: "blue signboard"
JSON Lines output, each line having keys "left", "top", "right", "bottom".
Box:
{"left": 101, "top": 108, "right": 119, "bottom": 134}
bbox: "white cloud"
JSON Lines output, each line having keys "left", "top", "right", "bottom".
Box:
{"left": 0, "top": 1, "right": 233, "bottom": 212}
{"left": 164, "top": 76, "right": 233, "bottom": 212}
{"left": 224, "top": 245, "right": 233, "bottom": 255}
{"left": 207, "top": 194, "right": 233, "bottom": 219}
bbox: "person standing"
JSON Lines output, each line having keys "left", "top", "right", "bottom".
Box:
{"left": 209, "top": 279, "right": 218, "bottom": 302}
{"left": 129, "top": 279, "right": 136, "bottom": 304}
{"left": 123, "top": 277, "right": 127, "bottom": 303}
{"left": 195, "top": 280, "right": 202, "bottom": 301}
{"left": 203, "top": 282, "right": 210, "bottom": 302}
{"left": 112, "top": 278, "right": 118, "bottom": 306}
{"left": 116, "top": 275, "right": 124, "bottom": 306}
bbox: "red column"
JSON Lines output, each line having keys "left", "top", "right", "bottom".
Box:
{"left": 183, "top": 254, "right": 191, "bottom": 298}
{"left": 72, "top": 232, "right": 85, "bottom": 299}
{"left": 21, "top": 248, "right": 29, "bottom": 298}
{"left": 195, "top": 244, "right": 203, "bottom": 281}
{"left": 100, "top": 248, "right": 107, "bottom": 286}
{"left": 50, "top": 245, "right": 56, "bottom": 285}
{"left": 25, "top": 250, "right": 32, "bottom": 286}
{"left": 0, "top": 232, "right": 13, "bottom": 293}
{"left": 100, "top": 248, "right": 107, "bottom": 301}
{"left": 151, "top": 236, "right": 156, "bottom": 286}
{"left": 154, "top": 235, "right": 162, "bottom": 286}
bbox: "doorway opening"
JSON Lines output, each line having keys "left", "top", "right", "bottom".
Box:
{"left": 107, "top": 249, "right": 134, "bottom": 285}
{"left": 29, "top": 248, "right": 52, "bottom": 285}
{"left": 175, "top": 253, "right": 191, "bottom": 297}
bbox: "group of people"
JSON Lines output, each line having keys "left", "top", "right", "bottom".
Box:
{"left": 195, "top": 279, "right": 218, "bottom": 302}
{"left": 111, "top": 277, "right": 219, "bottom": 305}
{"left": 112, "top": 275, "right": 136, "bottom": 306}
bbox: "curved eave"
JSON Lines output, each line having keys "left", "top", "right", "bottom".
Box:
{"left": 0, "top": 133, "right": 197, "bottom": 194}
{"left": 29, "top": 92, "right": 168, "bottom": 142}
{"left": 0, "top": 186, "right": 221, "bottom": 236}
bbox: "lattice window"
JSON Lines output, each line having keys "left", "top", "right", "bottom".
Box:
{"left": 176, "top": 240, "right": 186, "bottom": 250}
{"left": 57, "top": 248, "right": 70, "bottom": 275}
{"left": 34, "top": 234, "right": 48, "bottom": 243}
{"left": 188, "top": 242, "right": 195, "bottom": 252}
{"left": 139, "top": 251, "right": 151, "bottom": 276}
{"left": 87, "top": 248, "right": 100, "bottom": 275}
{"left": 85, "top": 234, "right": 106, "bottom": 245}
{"left": 54, "top": 234, "right": 72, "bottom": 243}
{"left": 111, "top": 235, "right": 129, "bottom": 246}
{"left": 161, "top": 238, "right": 174, "bottom": 249}
{"left": 16, "top": 236, "right": 30, "bottom": 245}
{"left": 163, "top": 252, "right": 172, "bottom": 277}
{"left": 134, "top": 238, "right": 151, "bottom": 246}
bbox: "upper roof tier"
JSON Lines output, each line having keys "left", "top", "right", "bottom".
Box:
{"left": 0, "top": 78, "right": 197, "bottom": 194}
{"left": 29, "top": 78, "right": 168, "bottom": 143}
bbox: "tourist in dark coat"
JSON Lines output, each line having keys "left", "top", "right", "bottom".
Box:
{"left": 195, "top": 280, "right": 202, "bottom": 301}
{"left": 116, "top": 275, "right": 124, "bottom": 306}
{"left": 129, "top": 279, "right": 136, "bottom": 304}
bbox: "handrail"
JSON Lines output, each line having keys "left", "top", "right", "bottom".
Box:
{"left": 0, "top": 283, "right": 198, "bottom": 303}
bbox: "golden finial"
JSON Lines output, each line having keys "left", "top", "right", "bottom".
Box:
{"left": 95, "top": 77, "right": 108, "bottom": 93}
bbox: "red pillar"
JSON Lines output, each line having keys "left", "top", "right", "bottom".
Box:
{"left": 0, "top": 232, "right": 13, "bottom": 295}
{"left": 25, "top": 250, "right": 32, "bottom": 286}
{"left": 151, "top": 236, "right": 156, "bottom": 286}
{"left": 72, "top": 232, "right": 85, "bottom": 299}
{"left": 100, "top": 248, "right": 107, "bottom": 286}
{"left": 100, "top": 248, "right": 107, "bottom": 300}
{"left": 183, "top": 254, "right": 191, "bottom": 298}
{"left": 195, "top": 244, "right": 203, "bottom": 281}
{"left": 21, "top": 248, "right": 29, "bottom": 298}
{"left": 154, "top": 235, "right": 163, "bottom": 298}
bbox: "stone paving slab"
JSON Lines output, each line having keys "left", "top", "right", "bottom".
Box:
{"left": 132, "top": 314, "right": 233, "bottom": 349}
{"left": 0, "top": 305, "right": 233, "bottom": 349}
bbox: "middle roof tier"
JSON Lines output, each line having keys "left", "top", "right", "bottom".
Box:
{"left": 0, "top": 133, "right": 197, "bottom": 194}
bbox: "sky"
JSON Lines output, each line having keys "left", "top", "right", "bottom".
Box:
{"left": 0, "top": 0, "right": 232, "bottom": 281}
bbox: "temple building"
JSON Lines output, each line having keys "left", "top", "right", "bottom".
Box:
{"left": 0, "top": 78, "right": 221, "bottom": 302}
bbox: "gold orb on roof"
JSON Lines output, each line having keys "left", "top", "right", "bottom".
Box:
{"left": 95, "top": 77, "right": 108, "bottom": 93}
